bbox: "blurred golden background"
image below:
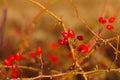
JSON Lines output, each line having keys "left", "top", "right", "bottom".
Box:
{"left": 0, "top": 0, "right": 120, "bottom": 79}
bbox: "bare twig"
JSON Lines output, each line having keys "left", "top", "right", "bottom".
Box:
{"left": 29, "top": 0, "right": 120, "bottom": 80}
{"left": 18, "top": 68, "right": 120, "bottom": 80}
{"left": 101, "top": 0, "right": 109, "bottom": 17}
{"left": 38, "top": 55, "right": 44, "bottom": 76}
{"left": 69, "top": 0, "right": 120, "bottom": 57}
{"left": 109, "top": 33, "right": 119, "bottom": 69}
{"left": 0, "top": 0, "right": 7, "bottom": 50}
{"left": 0, "top": 65, "right": 38, "bottom": 71}
{"left": 19, "top": 3, "right": 46, "bottom": 53}
{"left": 29, "top": 0, "right": 79, "bottom": 71}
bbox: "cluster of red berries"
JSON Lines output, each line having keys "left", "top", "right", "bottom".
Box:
{"left": 76, "top": 35, "right": 89, "bottom": 54}
{"left": 29, "top": 47, "right": 59, "bottom": 63}
{"left": 29, "top": 47, "right": 42, "bottom": 57}
{"left": 3, "top": 47, "right": 55, "bottom": 78}
{"left": 67, "top": 45, "right": 89, "bottom": 57}
{"left": 77, "top": 44, "right": 89, "bottom": 54}
{"left": 4, "top": 53, "right": 22, "bottom": 78}
{"left": 58, "top": 29, "right": 75, "bottom": 45}
{"left": 49, "top": 54, "right": 59, "bottom": 63}
{"left": 12, "top": 64, "right": 19, "bottom": 78}
{"left": 58, "top": 29, "right": 89, "bottom": 55}
{"left": 4, "top": 53, "right": 22, "bottom": 66}
{"left": 98, "top": 16, "right": 116, "bottom": 30}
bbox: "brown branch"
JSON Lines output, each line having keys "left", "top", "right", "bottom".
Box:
{"left": 19, "top": 3, "right": 45, "bottom": 53}
{"left": 0, "top": 0, "right": 7, "bottom": 50}
{"left": 109, "top": 33, "right": 120, "bottom": 70}
{"left": 29, "top": 0, "right": 79, "bottom": 72}
{"left": 30, "top": 0, "right": 67, "bottom": 31}
{"left": 101, "top": 0, "right": 109, "bottom": 17}
{"left": 18, "top": 0, "right": 120, "bottom": 80}
{"left": 0, "top": 65, "right": 38, "bottom": 72}
{"left": 69, "top": 0, "right": 102, "bottom": 40}
{"left": 69, "top": 0, "right": 120, "bottom": 57}
{"left": 1, "top": 65, "right": 120, "bottom": 80}
{"left": 0, "top": 0, "right": 7, "bottom": 29}
{"left": 17, "top": 68, "right": 120, "bottom": 80}
{"left": 19, "top": 23, "right": 35, "bottom": 53}
{"left": 38, "top": 55, "right": 44, "bottom": 75}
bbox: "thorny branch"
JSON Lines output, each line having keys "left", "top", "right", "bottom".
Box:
{"left": 24, "top": 0, "right": 120, "bottom": 80}
{"left": 19, "top": 68, "right": 120, "bottom": 80}
{"left": 29, "top": 0, "right": 79, "bottom": 72}
{"left": 69, "top": 0, "right": 120, "bottom": 60}
{"left": 1, "top": 0, "right": 120, "bottom": 80}
{"left": 109, "top": 33, "right": 120, "bottom": 70}
{"left": 23, "top": 0, "right": 119, "bottom": 80}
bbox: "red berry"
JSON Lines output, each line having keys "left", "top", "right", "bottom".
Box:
{"left": 77, "top": 35, "right": 83, "bottom": 40}
{"left": 49, "top": 54, "right": 59, "bottom": 63}
{"left": 12, "top": 64, "right": 18, "bottom": 71}
{"left": 106, "top": 25, "right": 114, "bottom": 30}
{"left": 101, "top": 19, "right": 107, "bottom": 24}
{"left": 15, "top": 53, "right": 22, "bottom": 61}
{"left": 98, "top": 17, "right": 106, "bottom": 24}
{"left": 49, "top": 41, "right": 59, "bottom": 51}
{"left": 30, "top": 52, "right": 36, "bottom": 57}
{"left": 67, "top": 52, "right": 73, "bottom": 58}
{"left": 9, "top": 55, "right": 15, "bottom": 61}
{"left": 98, "top": 17, "right": 104, "bottom": 22}
{"left": 4, "top": 59, "right": 12, "bottom": 66}
{"left": 77, "top": 44, "right": 89, "bottom": 54}
{"left": 68, "top": 29, "right": 75, "bottom": 38}
{"left": 53, "top": 57, "right": 59, "bottom": 63}
{"left": 108, "top": 17, "right": 116, "bottom": 23}
{"left": 36, "top": 47, "right": 42, "bottom": 55}
{"left": 58, "top": 39, "right": 64, "bottom": 45}
{"left": 63, "top": 38, "right": 68, "bottom": 45}
{"left": 77, "top": 44, "right": 84, "bottom": 51}
{"left": 62, "top": 31, "right": 69, "bottom": 39}
{"left": 12, "top": 71, "right": 18, "bottom": 78}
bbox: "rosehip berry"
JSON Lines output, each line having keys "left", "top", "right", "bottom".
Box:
{"left": 106, "top": 25, "right": 114, "bottom": 30}
{"left": 15, "top": 53, "right": 22, "bottom": 61}
{"left": 67, "top": 52, "right": 73, "bottom": 58}
{"left": 63, "top": 38, "right": 68, "bottom": 45}
{"left": 98, "top": 17, "right": 104, "bottom": 22}
{"left": 9, "top": 55, "right": 15, "bottom": 61}
{"left": 68, "top": 29, "right": 75, "bottom": 38}
{"left": 12, "top": 64, "right": 18, "bottom": 71}
{"left": 108, "top": 17, "right": 116, "bottom": 23}
{"left": 49, "top": 41, "right": 58, "bottom": 51}
{"left": 12, "top": 71, "right": 18, "bottom": 78}
{"left": 4, "top": 59, "right": 12, "bottom": 66}
{"left": 58, "top": 39, "right": 64, "bottom": 45}
{"left": 36, "top": 47, "right": 42, "bottom": 55}
{"left": 98, "top": 17, "right": 106, "bottom": 24}
{"left": 49, "top": 54, "right": 59, "bottom": 63}
{"left": 101, "top": 19, "right": 107, "bottom": 24}
{"left": 30, "top": 52, "right": 36, "bottom": 57}
{"left": 52, "top": 57, "right": 59, "bottom": 63}
{"left": 77, "top": 44, "right": 89, "bottom": 54}
{"left": 77, "top": 35, "right": 83, "bottom": 40}
{"left": 62, "top": 31, "right": 69, "bottom": 39}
